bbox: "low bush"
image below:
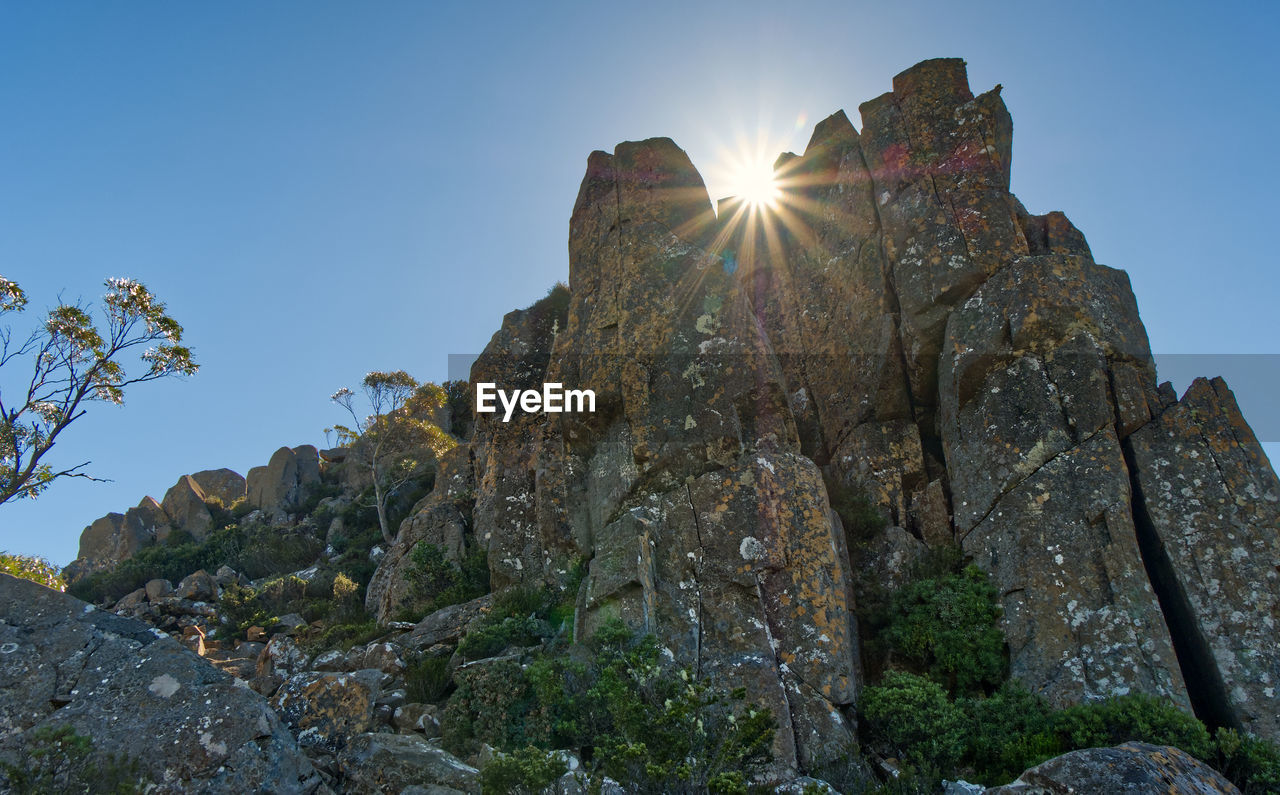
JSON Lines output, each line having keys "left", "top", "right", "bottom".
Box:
{"left": 448, "top": 618, "right": 775, "bottom": 793}
{"left": 881, "top": 564, "right": 1006, "bottom": 695}
{"left": 1051, "top": 692, "right": 1213, "bottom": 761}
{"left": 1215, "top": 727, "right": 1280, "bottom": 794}
{"left": 453, "top": 584, "right": 566, "bottom": 660}
{"left": 404, "top": 654, "right": 453, "bottom": 704}
{"left": 0, "top": 725, "right": 143, "bottom": 794}
{"left": 479, "top": 746, "right": 568, "bottom": 795}
{"left": 857, "top": 552, "right": 1280, "bottom": 792}
{"left": 957, "top": 681, "right": 1058, "bottom": 784}
{"left": 861, "top": 670, "right": 967, "bottom": 774}
{"left": 403, "top": 542, "right": 489, "bottom": 618}
{"left": 309, "top": 619, "right": 385, "bottom": 653}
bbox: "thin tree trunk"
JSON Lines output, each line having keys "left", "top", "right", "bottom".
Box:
{"left": 374, "top": 480, "right": 393, "bottom": 545}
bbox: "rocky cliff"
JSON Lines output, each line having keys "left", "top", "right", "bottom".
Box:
{"left": 370, "top": 57, "right": 1280, "bottom": 770}
{"left": 53, "top": 56, "right": 1280, "bottom": 789}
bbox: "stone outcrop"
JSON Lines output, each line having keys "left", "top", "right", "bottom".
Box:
{"left": 65, "top": 445, "right": 329, "bottom": 584}
{"left": 335, "top": 733, "right": 480, "bottom": 794}
{"left": 50, "top": 56, "right": 1280, "bottom": 784}
{"left": 368, "top": 56, "right": 1280, "bottom": 758}
{"left": 190, "top": 467, "right": 247, "bottom": 506}
{"left": 0, "top": 572, "right": 323, "bottom": 793}
{"left": 161, "top": 474, "right": 215, "bottom": 541}
{"left": 248, "top": 445, "right": 323, "bottom": 520}
{"left": 270, "top": 670, "right": 386, "bottom": 752}
{"left": 1128, "top": 377, "right": 1280, "bottom": 739}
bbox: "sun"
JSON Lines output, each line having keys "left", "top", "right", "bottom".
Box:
{"left": 728, "top": 158, "right": 781, "bottom": 210}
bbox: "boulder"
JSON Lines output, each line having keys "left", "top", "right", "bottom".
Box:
{"left": 403, "top": 594, "right": 494, "bottom": 652}
{"left": 312, "top": 649, "right": 348, "bottom": 672}
{"left": 352, "top": 642, "right": 405, "bottom": 675}
{"left": 335, "top": 733, "right": 479, "bottom": 794}
{"left": 247, "top": 445, "right": 322, "bottom": 520}
{"left": 160, "top": 475, "right": 214, "bottom": 541}
{"left": 0, "top": 572, "right": 322, "bottom": 793}
{"left": 175, "top": 569, "right": 219, "bottom": 602}
{"left": 270, "top": 670, "right": 382, "bottom": 752}
{"left": 247, "top": 446, "right": 298, "bottom": 519}
{"left": 66, "top": 501, "right": 159, "bottom": 580}
{"left": 214, "top": 565, "right": 239, "bottom": 586}
{"left": 257, "top": 635, "right": 312, "bottom": 679}
{"left": 294, "top": 444, "right": 322, "bottom": 493}
{"left": 986, "top": 742, "right": 1238, "bottom": 793}
{"left": 938, "top": 250, "right": 1187, "bottom": 710}
{"left": 392, "top": 703, "right": 440, "bottom": 736}
{"left": 114, "top": 587, "right": 148, "bottom": 611}
{"left": 145, "top": 578, "right": 174, "bottom": 601}
{"left": 189, "top": 468, "right": 247, "bottom": 507}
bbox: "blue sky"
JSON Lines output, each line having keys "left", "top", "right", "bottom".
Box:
{"left": 2, "top": 1, "right": 1277, "bottom": 565}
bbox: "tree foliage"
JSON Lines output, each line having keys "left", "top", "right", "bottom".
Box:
{"left": 329, "top": 371, "right": 455, "bottom": 544}
{"left": 0, "top": 552, "right": 65, "bottom": 591}
{"left": 0, "top": 276, "right": 197, "bottom": 507}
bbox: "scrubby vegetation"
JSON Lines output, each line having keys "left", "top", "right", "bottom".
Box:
{"left": 856, "top": 548, "right": 1280, "bottom": 793}
{"left": 67, "top": 517, "right": 325, "bottom": 605}
{"left": 448, "top": 618, "right": 776, "bottom": 794}
{"left": 397, "top": 541, "right": 489, "bottom": 621}
{"left": 0, "top": 725, "right": 143, "bottom": 794}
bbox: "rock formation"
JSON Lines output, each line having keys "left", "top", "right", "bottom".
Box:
{"left": 248, "top": 444, "right": 323, "bottom": 521}
{"left": 49, "top": 56, "right": 1280, "bottom": 787}
{"left": 368, "top": 57, "right": 1280, "bottom": 763}
{"left": 64, "top": 445, "right": 326, "bottom": 584}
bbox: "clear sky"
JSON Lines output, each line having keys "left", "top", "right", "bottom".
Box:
{"left": 2, "top": 1, "right": 1277, "bottom": 565}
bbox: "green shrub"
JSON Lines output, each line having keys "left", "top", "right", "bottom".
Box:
{"left": 442, "top": 656, "right": 542, "bottom": 755}
{"left": 0, "top": 725, "right": 143, "bottom": 794}
{"left": 444, "top": 620, "right": 776, "bottom": 792}
{"left": 405, "top": 654, "right": 453, "bottom": 704}
{"left": 1050, "top": 692, "right": 1213, "bottom": 760}
{"left": 453, "top": 584, "right": 560, "bottom": 660}
{"left": 479, "top": 746, "right": 568, "bottom": 794}
{"left": 958, "top": 681, "right": 1059, "bottom": 784}
{"left": 572, "top": 623, "right": 775, "bottom": 792}
{"left": 404, "top": 542, "right": 489, "bottom": 618}
{"left": 68, "top": 521, "right": 322, "bottom": 605}
{"left": 456, "top": 615, "right": 548, "bottom": 660}
{"left": 881, "top": 565, "right": 1006, "bottom": 695}
{"left": 310, "top": 619, "right": 385, "bottom": 653}
{"left": 0, "top": 553, "right": 64, "bottom": 590}
{"left": 860, "top": 670, "right": 967, "bottom": 773}
{"left": 1215, "top": 727, "right": 1280, "bottom": 794}
{"left": 218, "top": 575, "right": 309, "bottom": 633}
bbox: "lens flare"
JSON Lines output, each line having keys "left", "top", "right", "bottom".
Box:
{"left": 730, "top": 158, "right": 781, "bottom": 209}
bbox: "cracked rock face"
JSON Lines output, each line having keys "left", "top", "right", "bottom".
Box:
{"left": 1128, "top": 377, "right": 1280, "bottom": 739}
{"left": 370, "top": 57, "right": 1280, "bottom": 756}
{"left": 0, "top": 572, "right": 322, "bottom": 793}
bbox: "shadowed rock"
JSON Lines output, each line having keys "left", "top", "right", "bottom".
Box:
{"left": 0, "top": 572, "right": 322, "bottom": 793}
